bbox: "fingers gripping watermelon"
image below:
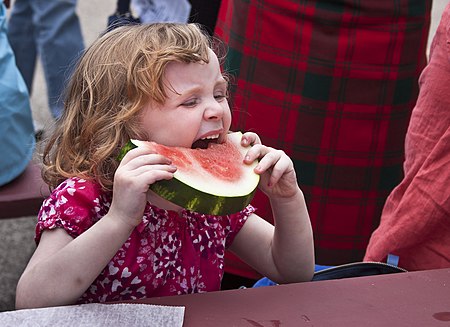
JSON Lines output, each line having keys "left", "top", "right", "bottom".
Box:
{"left": 118, "top": 132, "right": 259, "bottom": 215}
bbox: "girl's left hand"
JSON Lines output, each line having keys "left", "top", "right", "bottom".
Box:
{"left": 241, "top": 132, "right": 299, "bottom": 199}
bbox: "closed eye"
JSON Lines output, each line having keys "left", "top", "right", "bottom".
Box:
{"left": 214, "top": 87, "right": 229, "bottom": 102}
{"left": 214, "top": 94, "right": 227, "bottom": 101}
{"left": 181, "top": 98, "right": 199, "bottom": 107}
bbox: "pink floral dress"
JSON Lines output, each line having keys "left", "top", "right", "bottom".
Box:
{"left": 36, "top": 177, "right": 254, "bottom": 303}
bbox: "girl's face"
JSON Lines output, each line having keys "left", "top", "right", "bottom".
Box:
{"left": 140, "top": 49, "right": 232, "bottom": 148}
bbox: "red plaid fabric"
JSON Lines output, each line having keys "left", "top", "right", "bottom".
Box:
{"left": 215, "top": 0, "right": 431, "bottom": 279}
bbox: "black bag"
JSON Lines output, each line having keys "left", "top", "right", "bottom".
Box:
{"left": 252, "top": 261, "right": 407, "bottom": 288}
{"left": 106, "top": 0, "right": 141, "bottom": 33}
{"left": 312, "top": 261, "right": 407, "bottom": 281}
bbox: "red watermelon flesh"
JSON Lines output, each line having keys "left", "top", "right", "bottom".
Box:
{"left": 149, "top": 139, "right": 243, "bottom": 182}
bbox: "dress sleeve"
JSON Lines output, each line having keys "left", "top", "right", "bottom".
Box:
{"left": 224, "top": 204, "right": 256, "bottom": 248}
{"left": 35, "top": 178, "right": 105, "bottom": 243}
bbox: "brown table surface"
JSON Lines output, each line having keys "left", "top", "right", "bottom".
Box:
{"left": 126, "top": 268, "right": 450, "bottom": 327}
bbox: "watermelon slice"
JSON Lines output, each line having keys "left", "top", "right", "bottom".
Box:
{"left": 118, "top": 132, "right": 260, "bottom": 215}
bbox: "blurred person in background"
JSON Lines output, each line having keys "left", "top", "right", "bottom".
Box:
{"left": 365, "top": 1, "right": 450, "bottom": 271}
{"left": 0, "top": 0, "right": 35, "bottom": 186}
{"left": 214, "top": 0, "right": 432, "bottom": 288}
{"left": 7, "top": 0, "right": 84, "bottom": 119}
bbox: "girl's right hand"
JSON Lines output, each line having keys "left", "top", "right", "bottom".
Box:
{"left": 109, "top": 147, "right": 177, "bottom": 227}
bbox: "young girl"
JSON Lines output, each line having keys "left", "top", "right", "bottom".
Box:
{"left": 15, "top": 23, "right": 314, "bottom": 309}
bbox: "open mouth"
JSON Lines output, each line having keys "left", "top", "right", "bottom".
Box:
{"left": 191, "top": 135, "right": 219, "bottom": 149}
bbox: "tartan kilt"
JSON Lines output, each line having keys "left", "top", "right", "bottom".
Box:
{"left": 215, "top": 0, "right": 431, "bottom": 279}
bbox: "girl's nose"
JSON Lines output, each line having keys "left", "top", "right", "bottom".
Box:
{"left": 204, "top": 98, "right": 224, "bottom": 120}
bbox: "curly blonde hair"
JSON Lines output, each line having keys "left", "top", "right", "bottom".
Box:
{"left": 42, "top": 23, "right": 220, "bottom": 191}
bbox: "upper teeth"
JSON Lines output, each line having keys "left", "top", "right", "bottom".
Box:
{"left": 201, "top": 134, "right": 219, "bottom": 140}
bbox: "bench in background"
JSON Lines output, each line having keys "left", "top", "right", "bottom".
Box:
{"left": 0, "top": 162, "right": 50, "bottom": 219}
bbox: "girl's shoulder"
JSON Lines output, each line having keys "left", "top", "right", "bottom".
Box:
{"left": 37, "top": 177, "right": 111, "bottom": 240}
{"left": 45, "top": 177, "right": 106, "bottom": 207}
{"left": 52, "top": 176, "right": 103, "bottom": 197}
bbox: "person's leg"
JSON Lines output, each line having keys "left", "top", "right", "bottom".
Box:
{"left": 188, "top": 0, "right": 222, "bottom": 36}
{"left": 31, "top": 0, "right": 84, "bottom": 118}
{"left": 6, "top": 0, "right": 37, "bottom": 93}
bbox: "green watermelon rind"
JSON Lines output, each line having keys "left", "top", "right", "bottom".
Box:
{"left": 117, "top": 132, "right": 259, "bottom": 215}
{"left": 150, "top": 178, "right": 257, "bottom": 215}
{"left": 117, "top": 141, "right": 137, "bottom": 161}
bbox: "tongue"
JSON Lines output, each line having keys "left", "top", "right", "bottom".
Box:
{"left": 191, "top": 139, "right": 216, "bottom": 149}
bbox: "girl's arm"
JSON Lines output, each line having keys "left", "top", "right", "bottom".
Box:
{"left": 16, "top": 147, "right": 177, "bottom": 309}
{"left": 229, "top": 133, "right": 315, "bottom": 283}
{"left": 16, "top": 214, "right": 135, "bottom": 309}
